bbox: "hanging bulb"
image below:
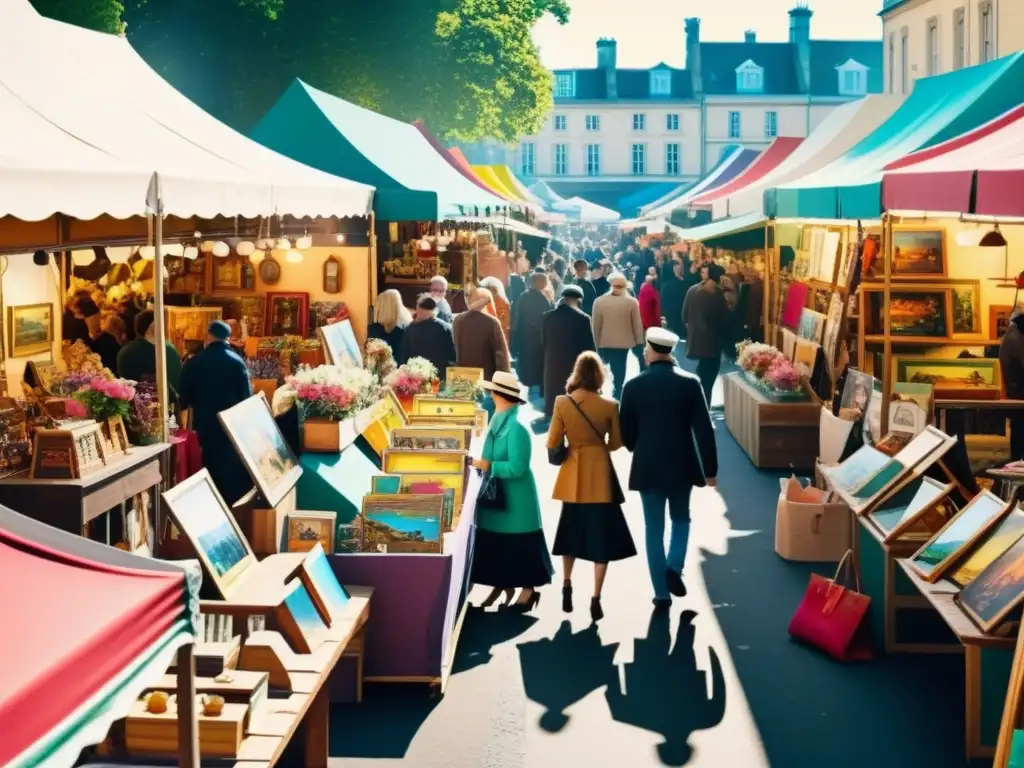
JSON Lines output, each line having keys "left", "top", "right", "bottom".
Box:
{"left": 212, "top": 241, "right": 231, "bottom": 258}
{"left": 295, "top": 235, "right": 313, "bottom": 250}
{"left": 285, "top": 249, "right": 304, "bottom": 263}
{"left": 235, "top": 240, "right": 255, "bottom": 257}
{"left": 255, "top": 238, "right": 269, "bottom": 250}
{"left": 275, "top": 237, "right": 291, "bottom": 250}
{"left": 182, "top": 246, "right": 199, "bottom": 260}
{"left": 336, "top": 234, "right": 346, "bottom": 244}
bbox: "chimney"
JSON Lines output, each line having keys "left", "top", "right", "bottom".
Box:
{"left": 596, "top": 38, "right": 618, "bottom": 99}
{"left": 788, "top": 5, "right": 813, "bottom": 93}
{"left": 745, "top": 30, "right": 756, "bottom": 43}
{"left": 685, "top": 17, "right": 703, "bottom": 97}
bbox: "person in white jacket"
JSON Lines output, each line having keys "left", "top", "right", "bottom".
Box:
{"left": 591, "top": 273, "right": 645, "bottom": 400}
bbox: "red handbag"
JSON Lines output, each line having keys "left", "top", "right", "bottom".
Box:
{"left": 788, "top": 550, "right": 872, "bottom": 661}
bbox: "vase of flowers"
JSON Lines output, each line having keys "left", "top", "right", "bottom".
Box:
{"left": 247, "top": 356, "right": 283, "bottom": 403}
{"left": 760, "top": 358, "right": 809, "bottom": 402}
{"left": 72, "top": 377, "right": 137, "bottom": 454}
{"left": 129, "top": 381, "right": 161, "bottom": 445}
{"left": 737, "top": 341, "right": 785, "bottom": 383}
{"left": 385, "top": 357, "right": 439, "bottom": 412}
{"left": 289, "top": 365, "right": 377, "bottom": 452}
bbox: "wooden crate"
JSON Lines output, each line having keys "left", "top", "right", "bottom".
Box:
{"left": 722, "top": 373, "right": 819, "bottom": 470}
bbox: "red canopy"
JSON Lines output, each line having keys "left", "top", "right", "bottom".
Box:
{"left": 689, "top": 137, "right": 804, "bottom": 208}
{"left": 882, "top": 104, "right": 1024, "bottom": 216}
{"left": 0, "top": 525, "right": 185, "bottom": 765}
{"left": 412, "top": 121, "right": 508, "bottom": 199}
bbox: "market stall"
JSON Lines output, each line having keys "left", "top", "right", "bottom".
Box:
{"left": 641, "top": 146, "right": 761, "bottom": 219}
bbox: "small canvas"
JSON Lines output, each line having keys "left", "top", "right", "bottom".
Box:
{"left": 822, "top": 445, "right": 889, "bottom": 494}
{"left": 298, "top": 542, "right": 351, "bottom": 626}
{"left": 949, "top": 507, "right": 1024, "bottom": 588}
{"left": 958, "top": 526, "right": 1024, "bottom": 632}
{"left": 910, "top": 490, "right": 1008, "bottom": 583}
{"left": 275, "top": 579, "right": 329, "bottom": 654}
{"left": 867, "top": 476, "right": 953, "bottom": 542}
{"left": 361, "top": 493, "right": 445, "bottom": 553}
{"left": 383, "top": 449, "right": 467, "bottom": 475}
{"left": 371, "top": 474, "right": 402, "bottom": 494}
{"left": 286, "top": 511, "right": 336, "bottom": 554}
{"left": 219, "top": 394, "right": 301, "bottom": 508}
{"left": 319, "top": 319, "right": 363, "bottom": 368}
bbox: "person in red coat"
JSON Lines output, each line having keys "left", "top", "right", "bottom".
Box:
{"left": 633, "top": 270, "right": 662, "bottom": 372}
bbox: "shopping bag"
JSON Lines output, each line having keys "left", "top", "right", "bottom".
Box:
{"left": 787, "top": 550, "right": 872, "bottom": 661}
{"left": 775, "top": 477, "right": 851, "bottom": 562}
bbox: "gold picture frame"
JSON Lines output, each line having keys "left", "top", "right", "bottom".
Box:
{"left": 162, "top": 469, "right": 256, "bottom": 598}
{"left": 287, "top": 510, "right": 337, "bottom": 554}
{"left": 908, "top": 490, "right": 1009, "bottom": 583}
{"left": 219, "top": 393, "right": 301, "bottom": 509}
{"left": 411, "top": 395, "right": 478, "bottom": 418}
{"left": 445, "top": 367, "right": 484, "bottom": 386}
{"left": 391, "top": 426, "right": 470, "bottom": 451}
{"left": 361, "top": 493, "right": 446, "bottom": 553}
{"left": 9, "top": 303, "right": 54, "bottom": 358}
{"left": 864, "top": 228, "right": 947, "bottom": 279}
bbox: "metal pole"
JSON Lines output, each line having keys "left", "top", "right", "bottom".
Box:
{"left": 368, "top": 211, "right": 377, "bottom": 322}
{"left": 152, "top": 174, "right": 169, "bottom": 442}
{"left": 762, "top": 221, "right": 771, "bottom": 342}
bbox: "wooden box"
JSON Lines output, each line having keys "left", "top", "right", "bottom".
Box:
{"left": 30, "top": 422, "right": 107, "bottom": 479}
{"left": 301, "top": 416, "right": 359, "bottom": 453}
{"left": 125, "top": 699, "right": 245, "bottom": 758}
{"left": 723, "top": 372, "right": 819, "bottom": 470}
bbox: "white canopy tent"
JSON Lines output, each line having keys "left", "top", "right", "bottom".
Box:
{"left": 553, "top": 197, "right": 621, "bottom": 224}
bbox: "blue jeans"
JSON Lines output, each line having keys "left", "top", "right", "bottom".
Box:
{"left": 639, "top": 487, "right": 693, "bottom": 600}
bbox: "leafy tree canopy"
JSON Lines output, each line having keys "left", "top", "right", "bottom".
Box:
{"left": 29, "top": 0, "right": 568, "bottom": 143}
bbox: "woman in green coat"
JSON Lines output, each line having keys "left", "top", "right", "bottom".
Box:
{"left": 471, "top": 371, "right": 553, "bottom": 611}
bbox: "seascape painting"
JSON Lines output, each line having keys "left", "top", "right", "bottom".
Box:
{"left": 8, "top": 303, "right": 53, "bottom": 358}
{"left": 361, "top": 494, "right": 445, "bottom": 553}
{"left": 868, "top": 477, "right": 948, "bottom": 538}
{"left": 167, "top": 473, "right": 250, "bottom": 583}
{"left": 278, "top": 580, "right": 328, "bottom": 653}
{"left": 910, "top": 492, "right": 1006, "bottom": 581}
{"left": 824, "top": 445, "right": 889, "bottom": 494}
{"left": 219, "top": 395, "right": 300, "bottom": 508}
{"left": 301, "top": 542, "right": 351, "bottom": 621}
{"left": 959, "top": 525, "right": 1024, "bottom": 631}
{"left": 892, "top": 230, "right": 945, "bottom": 275}
{"left": 867, "top": 291, "right": 948, "bottom": 337}
{"left": 949, "top": 507, "right": 1024, "bottom": 588}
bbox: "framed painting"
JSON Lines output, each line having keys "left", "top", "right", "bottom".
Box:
{"left": 382, "top": 448, "right": 467, "bottom": 475}
{"left": 391, "top": 471, "right": 466, "bottom": 515}
{"left": 949, "top": 280, "right": 982, "bottom": 337}
{"left": 890, "top": 229, "right": 946, "bottom": 277}
{"left": 796, "top": 308, "right": 826, "bottom": 343}
{"left": 893, "top": 356, "right": 1001, "bottom": 399}
{"left": 446, "top": 367, "right": 484, "bottom": 386}
{"left": 958, "top": 522, "right": 1024, "bottom": 632}
{"left": 9, "top": 303, "right": 53, "bottom": 358}
{"left": 361, "top": 493, "right": 446, "bottom": 553}
{"left": 863, "top": 286, "right": 950, "bottom": 338}
{"left": 264, "top": 292, "right": 310, "bottom": 337}
{"left": 371, "top": 475, "right": 402, "bottom": 494}
{"left": 822, "top": 444, "right": 890, "bottom": 495}
{"left": 391, "top": 427, "right": 470, "bottom": 451}
{"left": 218, "top": 393, "right": 301, "bottom": 508}
{"left": 948, "top": 506, "right": 1024, "bottom": 588}
{"left": 297, "top": 542, "right": 352, "bottom": 626}
{"left": 318, "top": 318, "right": 362, "bottom": 368}
{"left": 867, "top": 476, "right": 954, "bottom": 543}
{"left": 162, "top": 469, "right": 256, "bottom": 598}
{"left": 908, "top": 490, "right": 1009, "bottom": 583}
{"left": 822, "top": 292, "right": 845, "bottom": 368}
{"left": 287, "top": 511, "right": 337, "bottom": 554}
{"left": 412, "top": 395, "right": 479, "bottom": 418}
{"left": 839, "top": 368, "right": 875, "bottom": 419}
{"left": 274, "top": 579, "right": 328, "bottom": 654}
{"left": 990, "top": 305, "right": 1015, "bottom": 340}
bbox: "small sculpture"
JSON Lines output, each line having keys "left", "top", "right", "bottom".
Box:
{"left": 145, "top": 691, "right": 169, "bottom": 714}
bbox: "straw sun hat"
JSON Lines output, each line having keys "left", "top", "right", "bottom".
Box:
{"left": 481, "top": 371, "right": 527, "bottom": 404}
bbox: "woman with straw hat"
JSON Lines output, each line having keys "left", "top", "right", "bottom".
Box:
{"left": 471, "top": 370, "right": 553, "bottom": 611}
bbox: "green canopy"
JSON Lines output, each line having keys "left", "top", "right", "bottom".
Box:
{"left": 251, "top": 80, "right": 506, "bottom": 221}
{"left": 765, "top": 51, "right": 1024, "bottom": 220}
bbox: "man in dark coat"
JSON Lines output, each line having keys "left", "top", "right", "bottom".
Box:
{"left": 564, "top": 258, "right": 598, "bottom": 316}
{"left": 541, "top": 285, "right": 597, "bottom": 420}
{"left": 683, "top": 266, "right": 729, "bottom": 406}
{"left": 619, "top": 327, "right": 717, "bottom": 608}
{"left": 511, "top": 272, "right": 554, "bottom": 394}
{"left": 591, "top": 261, "right": 611, "bottom": 298}
{"left": 399, "top": 296, "right": 456, "bottom": 382}
{"left": 179, "top": 321, "right": 254, "bottom": 505}
{"left": 659, "top": 259, "right": 688, "bottom": 339}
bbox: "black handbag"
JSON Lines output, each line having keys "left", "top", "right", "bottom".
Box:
{"left": 548, "top": 441, "right": 568, "bottom": 465}
{"left": 477, "top": 469, "right": 507, "bottom": 511}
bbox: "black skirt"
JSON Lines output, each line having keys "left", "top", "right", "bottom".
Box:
{"left": 552, "top": 503, "right": 637, "bottom": 563}
{"left": 471, "top": 529, "right": 554, "bottom": 589}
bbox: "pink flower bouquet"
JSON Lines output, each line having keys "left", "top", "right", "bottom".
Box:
{"left": 288, "top": 365, "right": 376, "bottom": 421}
{"left": 764, "top": 359, "right": 803, "bottom": 392}
{"left": 385, "top": 357, "right": 438, "bottom": 398}
{"left": 72, "top": 377, "right": 137, "bottom": 421}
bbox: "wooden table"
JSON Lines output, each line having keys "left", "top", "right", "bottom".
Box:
{"left": 722, "top": 372, "right": 819, "bottom": 469}
{"left": 896, "top": 559, "right": 1015, "bottom": 760}
{"left": 0, "top": 442, "right": 170, "bottom": 549}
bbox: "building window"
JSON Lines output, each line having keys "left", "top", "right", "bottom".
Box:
{"left": 555, "top": 73, "right": 575, "bottom": 98}
{"left": 838, "top": 60, "right": 868, "bottom": 96}
{"left": 901, "top": 28, "right": 909, "bottom": 93}
{"left": 553, "top": 114, "right": 567, "bottom": 131}
{"left": 926, "top": 18, "right": 940, "bottom": 75}
{"left": 980, "top": 1, "right": 994, "bottom": 63}
{"left": 665, "top": 143, "right": 680, "bottom": 176}
{"left": 888, "top": 34, "right": 895, "bottom": 92}
{"left": 631, "top": 143, "right": 646, "bottom": 176}
{"left": 586, "top": 144, "right": 601, "bottom": 176}
{"left": 585, "top": 114, "right": 600, "bottom": 131}
{"left": 764, "top": 111, "right": 778, "bottom": 138}
{"left": 735, "top": 60, "right": 764, "bottom": 93}
{"left": 553, "top": 144, "right": 567, "bottom": 176}
{"left": 954, "top": 8, "right": 966, "bottom": 70}
{"left": 666, "top": 113, "right": 680, "bottom": 131}
{"left": 519, "top": 142, "right": 535, "bottom": 177}
{"left": 632, "top": 113, "right": 646, "bottom": 131}
{"left": 728, "top": 111, "right": 741, "bottom": 139}
{"left": 650, "top": 70, "right": 671, "bottom": 96}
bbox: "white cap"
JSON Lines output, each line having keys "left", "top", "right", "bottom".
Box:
{"left": 646, "top": 327, "right": 679, "bottom": 351}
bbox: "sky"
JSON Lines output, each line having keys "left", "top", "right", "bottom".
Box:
{"left": 533, "top": 0, "right": 883, "bottom": 69}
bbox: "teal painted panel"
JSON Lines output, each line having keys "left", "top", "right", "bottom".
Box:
{"left": 981, "top": 646, "right": 1014, "bottom": 747}
{"left": 296, "top": 447, "right": 377, "bottom": 524}
{"left": 858, "top": 525, "right": 887, "bottom": 649}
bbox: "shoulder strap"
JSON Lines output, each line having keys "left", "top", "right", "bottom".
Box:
{"left": 569, "top": 397, "right": 606, "bottom": 447}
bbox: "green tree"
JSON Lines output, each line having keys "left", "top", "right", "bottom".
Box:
{"left": 29, "top": 0, "right": 126, "bottom": 34}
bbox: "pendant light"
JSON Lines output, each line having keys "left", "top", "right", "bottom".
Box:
{"left": 295, "top": 234, "right": 313, "bottom": 250}
{"left": 212, "top": 241, "right": 231, "bottom": 258}
{"left": 275, "top": 237, "right": 291, "bottom": 251}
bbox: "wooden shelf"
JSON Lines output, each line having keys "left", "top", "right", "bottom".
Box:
{"left": 862, "top": 335, "right": 991, "bottom": 346}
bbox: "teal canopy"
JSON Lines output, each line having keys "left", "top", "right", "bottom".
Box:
{"left": 765, "top": 52, "right": 1024, "bottom": 220}
{"left": 251, "top": 80, "right": 506, "bottom": 221}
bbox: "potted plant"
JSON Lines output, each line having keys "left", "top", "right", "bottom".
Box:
{"left": 247, "top": 356, "right": 283, "bottom": 403}
{"left": 72, "top": 376, "right": 136, "bottom": 454}
{"left": 384, "top": 357, "right": 438, "bottom": 412}
{"left": 289, "top": 365, "right": 377, "bottom": 452}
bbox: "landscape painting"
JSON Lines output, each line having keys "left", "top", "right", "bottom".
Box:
{"left": 361, "top": 494, "right": 445, "bottom": 553}
{"left": 866, "top": 290, "right": 948, "bottom": 337}
{"left": 949, "top": 507, "right": 1024, "bottom": 588}
{"left": 392, "top": 427, "right": 468, "bottom": 451}
{"left": 319, "top": 318, "right": 362, "bottom": 368}
{"left": 219, "top": 394, "right": 300, "bottom": 508}
{"left": 895, "top": 357, "right": 1001, "bottom": 396}
{"left": 9, "top": 303, "right": 53, "bottom": 358}
{"left": 299, "top": 542, "right": 351, "bottom": 624}
{"left": 868, "top": 476, "right": 950, "bottom": 541}
{"left": 823, "top": 445, "right": 890, "bottom": 494}
{"left": 958, "top": 525, "right": 1024, "bottom": 632}
{"left": 275, "top": 579, "right": 328, "bottom": 654}
{"left": 892, "top": 230, "right": 945, "bottom": 276}
{"left": 909, "top": 491, "right": 1007, "bottom": 582}
{"left": 950, "top": 282, "right": 982, "bottom": 336}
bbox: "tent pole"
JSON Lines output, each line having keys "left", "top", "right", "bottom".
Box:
{"left": 368, "top": 211, "right": 377, "bottom": 319}
{"left": 762, "top": 221, "right": 771, "bottom": 342}
{"left": 881, "top": 212, "right": 893, "bottom": 434}
{"left": 152, "top": 174, "right": 169, "bottom": 443}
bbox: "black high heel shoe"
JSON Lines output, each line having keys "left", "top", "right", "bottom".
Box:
{"left": 590, "top": 597, "right": 604, "bottom": 623}
{"left": 512, "top": 590, "right": 541, "bottom": 613}
{"left": 562, "top": 583, "right": 573, "bottom": 613}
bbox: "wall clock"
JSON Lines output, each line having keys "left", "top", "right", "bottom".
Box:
{"left": 259, "top": 255, "right": 281, "bottom": 285}
{"left": 323, "top": 255, "right": 341, "bottom": 294}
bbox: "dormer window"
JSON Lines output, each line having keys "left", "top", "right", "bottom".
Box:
{"left": 735, "top": 60, "right": 764, "bottom": 93}
{"left": 837, "top": 59, "right": 869, "bottom": 96}
{"left": 555, "top": 72, "right": 575, "bottom": 98}
{"left": 650, "top": 70, "right": 671, "bottom": 96}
